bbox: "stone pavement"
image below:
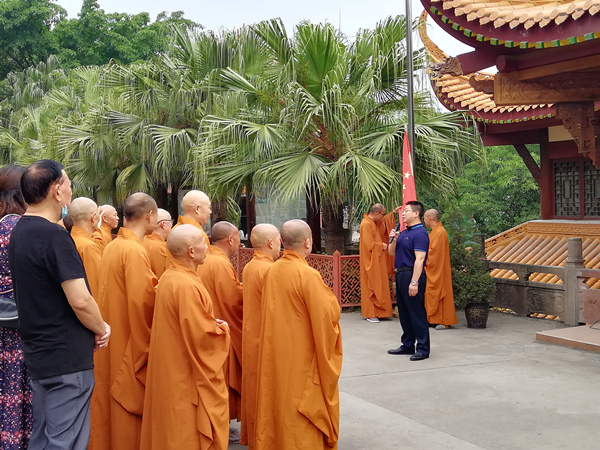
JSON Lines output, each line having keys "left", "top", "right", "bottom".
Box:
{"left": 231, "top": 310, "right": 600, "bottom": 449}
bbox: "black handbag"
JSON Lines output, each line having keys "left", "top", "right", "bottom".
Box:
{"left": 0, "top": 290, "right": 19, "bottom": 329}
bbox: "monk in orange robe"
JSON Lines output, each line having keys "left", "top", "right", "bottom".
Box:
{"left": 140, "top": 225, "right": 230, "bottom": 450}
{"left": 196, "top": 221, "right": 243, "bottom": 428}
{"left": 165, "top": 190, "right": 212, "bottom": 269}
{"left": 174, "top": 190, "right": 211, "bottom": 244}
{"left": 89, "top": 193, "right": 158, "bottom": 450}
{"left": 424, "top": 209, "right": 457, "bottom": 329}
{"left": 241, "top": 224, "right": 281, "bottom": 449}
{"left": 359, "top": 203, "right": 394, "bottom": 322}
{"left": 69, "top": 197, "right": 103, "bottom": 300}
{"left": 142, "top": 208, "right": 173, "bottom": 278}
{"left": 94, "top": 204, "right": 119, "bottom": 250}
{"left": 256, "top": 220, "right": 343, "bottom": 450}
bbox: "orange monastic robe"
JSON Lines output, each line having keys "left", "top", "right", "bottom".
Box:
{"left": 93, "top": 223, "right": 113, "bottom": 251}
{"left": 197, "top": 246, "right": 243, "bottom": 421}
{"left": 140, "top": 259, "right": 230, "bottom": 450}
{"left": 142, "top": 232, "right": 168, "bottom": 278}
{"left": 359, "top": 214, "right": 393, "bottom": 318}
{"left": 89, "top": 228, "right": 158, "bottom": 450}
{"left": 379, "top": 212, "right": 396, "bottom": 275}
{"left": 70, "top": 225, "right": 102, "bottom": 300}
{"left": 256, "top": 250, "right": 343, "bottom": 450}
{"left": 425, "top": 221, "right": 458, "bottom": 326}
{"left": 241, "top": 250, "right": 274, "bottom": 449}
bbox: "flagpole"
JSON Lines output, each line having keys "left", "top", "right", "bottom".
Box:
{"left": 405, "top": 0, "right": 415, "bottom": 161}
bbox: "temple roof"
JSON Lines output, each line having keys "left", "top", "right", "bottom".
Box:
{"left": 485, "top": 221, "right": 600, "bottom": 288}
{"left": 422, "top": 0, "right": 600, "bottom": 49}
{"left": 419, "top": 11, "right": 556, "bottom": 124}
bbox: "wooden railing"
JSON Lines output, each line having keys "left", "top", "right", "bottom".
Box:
{"left": 231, "top": 248, "right": 394, "bottom": 308}
{"left": 487, "top": 238, "right": 600, "bottom": 325}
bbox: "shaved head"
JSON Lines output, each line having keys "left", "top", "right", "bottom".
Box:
{"left": 211, "top": 221, "right": 238, "bottom": 242}
{"left": 250, "top": 224, "right": 280, "bottom": 248}
{"left": 99, "top": 204, "right": 119, "bottom": 229}
{"left": 167, "top": 224, "right": 204, "bottom": 258}
{"left": 157, "top": 208, "right": 171, "bottom": 222}
{"left": 281, "top": 219, "right": 312, "bottom": 250}
{"left": 251, "top": 223, "right": 281, "bottom": 260}
{"left": 181, "top": 190, "right": 211, "bottom": 226}
{"left": 425, "top": 209, "right": 439, "bottom": 221}
{"left": 69, "top": 197, "right": 98, "bottom": 224}
{"left": 123, "top": 193, "right": 157, "bottom": 221}
{"left": 370, "top": 203, "right": 385, "bottom": 214}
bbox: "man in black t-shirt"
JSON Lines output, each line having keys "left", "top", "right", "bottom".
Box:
{"left": 8, "top": 159, "right": 110, "bottom": 450}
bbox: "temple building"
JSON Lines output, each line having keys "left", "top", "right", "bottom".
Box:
{"left": 418, "top": 0, "right": 600, "bottom": 326}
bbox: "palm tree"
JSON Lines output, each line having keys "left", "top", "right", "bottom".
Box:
{"left": 199, "top": 17, "right": 481, "bottom": 253}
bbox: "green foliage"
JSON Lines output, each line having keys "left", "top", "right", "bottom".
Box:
{"left": 445, "top": 208, "right": 496, "bottom": 309}
{"left": 0, "top": 0, "right": 201, "bottom": 83}
{"left": 456, "top": 145, "right": 540, "bottom": 237}
{"left": 0, "top": 0, "right": 65, "bottom": 78}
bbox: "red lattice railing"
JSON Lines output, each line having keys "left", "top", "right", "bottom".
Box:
{"left": 232, "top": 248, "right": 395, "bottom": 308}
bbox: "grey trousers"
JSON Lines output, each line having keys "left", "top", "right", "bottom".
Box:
{"left": 29, "top": 369, "right": 94, "bottom": 450}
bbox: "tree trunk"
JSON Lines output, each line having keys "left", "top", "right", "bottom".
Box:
{"left": 306, "top": 192, "right": 322, "bottom": 253}
{"left": 322, "top": 202, "right": 347, "bottom": 255}
{"left": 168, "top": 185, "right": 180, "bottom": 220}
{"left": 156, "top": 184, "right": 168, "bottom": 210}
{"left": 211, "top": 197, "right": 229, "bottom": 224}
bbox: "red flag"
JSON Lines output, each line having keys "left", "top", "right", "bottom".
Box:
{"left": 399, "top": 132, "right": 416, "bottom": 231}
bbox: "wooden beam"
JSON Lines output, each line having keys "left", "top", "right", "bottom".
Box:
{"left": 514, "top": 144, "right": 541, "bottom": 187}
{"left": 494, "top": 72, "right": 600, "bottom": 106}
{"left": 514, "top": 54, "right": 600, "bottom": 81}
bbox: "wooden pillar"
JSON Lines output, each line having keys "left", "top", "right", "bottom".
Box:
{"left": 539, "top": 132, "right": 553, "bottom": 219}
{"left": 564, "top": 238, "right": 584, "bottom": 326}
{"left": 333, "top": 251, "right": 342, "bottom": 306}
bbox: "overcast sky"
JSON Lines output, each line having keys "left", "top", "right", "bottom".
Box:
{"left": 55, "top": 0, "right": 472, "bottom": 58}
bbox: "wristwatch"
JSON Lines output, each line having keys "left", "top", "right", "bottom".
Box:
{"left": 410, "top": 280, "right": 418, "bottom": 286}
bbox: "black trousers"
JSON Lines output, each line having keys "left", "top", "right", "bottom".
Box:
{"left": 395, "top": 271, "right": 430, "bottom": 356}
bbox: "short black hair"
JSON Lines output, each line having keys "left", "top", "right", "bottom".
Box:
{"left": 405, "top": 201, "right": 424, "bottom": 220}
{"left": 20, "top": 160, "right": 64, "bottom": 205}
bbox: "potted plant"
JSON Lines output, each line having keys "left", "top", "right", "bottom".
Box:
{"left": 449, "top": 233, "right": 496, "bottom": 328}
{"left": 442, "top": 207, "right": 496, "bottom": 328}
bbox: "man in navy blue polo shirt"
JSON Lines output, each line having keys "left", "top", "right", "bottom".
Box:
{"left": 387, "top": 201, "right": 430, "bottom": 361}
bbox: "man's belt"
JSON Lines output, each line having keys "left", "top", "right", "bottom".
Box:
{"left": 394, "top": 267, "right": 413, "bottom": 273}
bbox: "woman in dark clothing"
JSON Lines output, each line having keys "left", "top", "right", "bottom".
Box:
{"left": 0, "top": 164, "right": 32, "bottom": 449}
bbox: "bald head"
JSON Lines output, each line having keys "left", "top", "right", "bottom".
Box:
{"left": 69, "top": 197, "right": 98, "bottom": 224}
{"left": 181, "top": 190, "right": 211, "bottom": 226}
{"left": 281, "top": 219, "right": 312, "bottom": 255}
{"left": 250, "top": 224, "right": 279, "bottom": 247}
{"left": 211, "top": 221, "right": 238, "bottom": 242}
{"left": 251, "top": 223, "right": 281, "bottom": 260}
{"left": 153, "top": 208, "right": 173, "bottom": 240}
{"left": 168, "top": 224, "right": 204, "bottom": 257}
{"left": 99, "top": 204, "right": 119, "bottom": 229}
{"left": 123, "top": 193, "right": 157, "bottom": 221}
{"left": 424, "top": 209, "right": 439, "bottom": 228}
{"left": 370, "top": 203, "right": 385, "bottom": 214}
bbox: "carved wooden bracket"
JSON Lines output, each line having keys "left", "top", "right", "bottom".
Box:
{"left": 429, "top": 56, "right": 463, "bottom": 79}
{"left": 469, "top": 75, "right": 494, "bottom": 94}
{"left": 556, "top": 102, "right": 600, "bottom": 168}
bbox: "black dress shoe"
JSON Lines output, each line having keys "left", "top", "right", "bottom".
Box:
{"left": 410, "top": 353, "right": 429, "bottom": 361}
{"left": 387, "top": 347, "right": 415, "bottom": 355}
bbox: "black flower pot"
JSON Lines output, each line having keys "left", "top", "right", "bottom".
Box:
{"left": 465, "top": 302, "right": 490, "bottom": 329}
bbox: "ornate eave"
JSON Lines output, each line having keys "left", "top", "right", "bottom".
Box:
{"left": 421, "top": 0, "right": 600, "bottom": 50}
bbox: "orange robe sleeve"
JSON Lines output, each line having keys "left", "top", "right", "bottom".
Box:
{"left": 71, "top": 226, "right": 102, "bottom": 300}
{"left": 241, "top": 251, "right": 273, "bottom": 448}
{"left": 359, "top": 216, "right": 393, "bottom": 319}
{"left": 197, "top": 247, "right": 244, "bottom": 420}
{"left": 140, "top": 261, "right": 230, "bottom": 450}
{"left": 425, "top": 222, "right": 458, "bottom": 326}
{"left": 142, "top": 233, "right": 168, "bottom": 279}
{"left": 256, "top": 251, "right": 343, "bottom": 450}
